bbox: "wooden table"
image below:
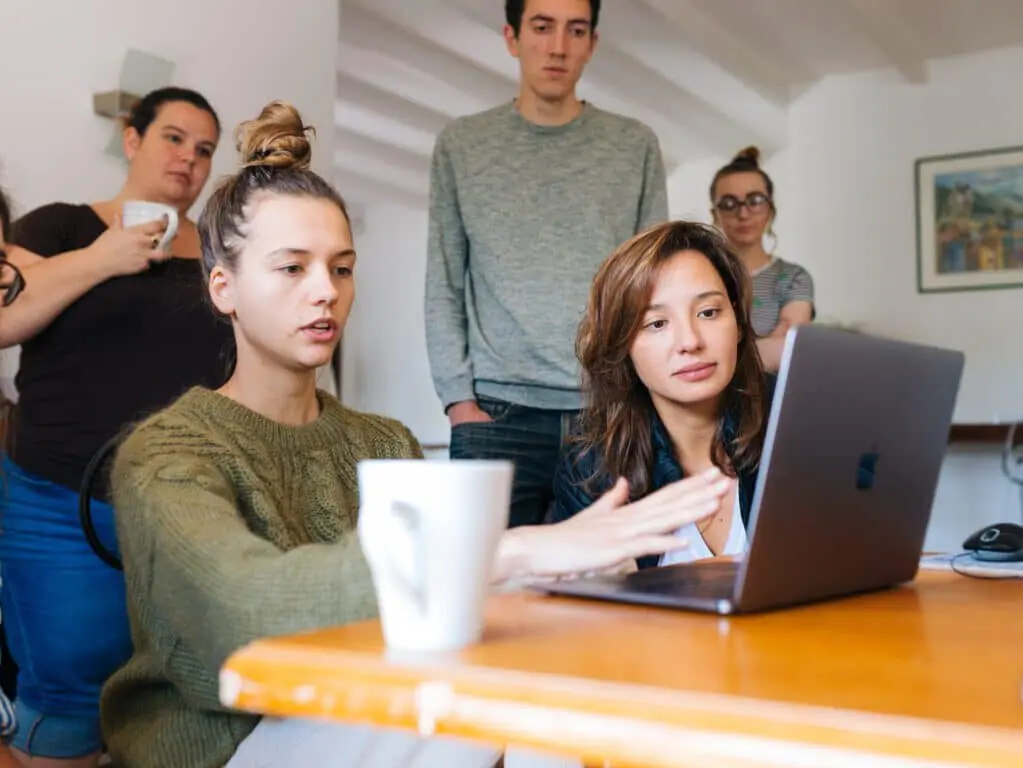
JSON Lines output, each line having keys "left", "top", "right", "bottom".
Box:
{"left": 220, "top": 571, "right": 1023, "bottom": 767}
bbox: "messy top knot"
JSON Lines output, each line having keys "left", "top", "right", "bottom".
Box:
{"left": 198, "top": 100, "right": 350, "bottom": 288}
{"left": 237, "top": 101, "right": 314, "bottom": 171}
{"left": 733, "top": 145, "right": 760, "bottom": 166}
{"left": 710, "top": 144, "right": 774, "bottom": 202}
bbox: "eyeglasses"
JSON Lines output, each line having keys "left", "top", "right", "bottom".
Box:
{"left": 714, "top": 192, "right": 772, "bottom": 215}
{"left": 0, "top": 249, "right": 26, "bottom": 307}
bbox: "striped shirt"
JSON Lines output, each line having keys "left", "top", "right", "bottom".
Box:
{"left": 750, "top": 257, "right": 815, "bottom": 337}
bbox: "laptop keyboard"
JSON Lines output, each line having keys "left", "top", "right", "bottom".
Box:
{"left": 618, "top": 560, "right": 740, "bottom": 598}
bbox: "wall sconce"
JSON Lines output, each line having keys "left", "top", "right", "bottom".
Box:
{"left": 97, "top": 48, "right": 176, "bottom": 156}
{"left": 92, "top": 90, "right": 142, "bottom": 121}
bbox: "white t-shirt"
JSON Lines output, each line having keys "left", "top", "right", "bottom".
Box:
{"left": 658, "top": 492, "right": 747, "bottom": 566}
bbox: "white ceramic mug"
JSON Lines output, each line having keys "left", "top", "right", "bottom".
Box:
{"left": 357, "top": 459, "right": 512, "bottom": 652}
{"left": 122, "top": 200, "right": 179, "bottom": 251}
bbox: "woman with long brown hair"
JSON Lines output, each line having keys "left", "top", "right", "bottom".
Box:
{"left": 552, "top": 220, "right": 776, "bottom": 569}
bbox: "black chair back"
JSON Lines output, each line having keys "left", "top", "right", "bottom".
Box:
{"left": 78, "top": 436, "right": 123, "bottom": 570}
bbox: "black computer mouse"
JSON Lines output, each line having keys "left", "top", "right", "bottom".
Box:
{"left": 962, "top": 522, "right": 1023, "bottom": 562}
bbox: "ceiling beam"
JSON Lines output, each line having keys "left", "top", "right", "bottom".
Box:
{"left": 585, "top": 41, "right": 784, "bottom": 156}
{"left": 335, "top": 127, "right": 431, "bottom": 178}
{"left": 337, "top": 44, "right": 497, "bottom": 121}
{"left": 335, "top": 159, "right": 427, "bottom": 201}
{"left": 334, "top": 100, "right": 441, "bottom": 159}
{"left": 638, "top": 0, "right": 813, "bottom": 104}
{"left": 335, "top": 72, "right": 451, "bottom": 136}
{"left": 333, "top": 137, "right": 429, "bottom": 200}
{"left": 340, "top": 3, "right": 517, "bottom": 106}
{"left": 601, "top": 1, "right": 788, "bottom": 154}
{"left": 334, "top": 168, "right": 429, "bottom": 212}
{"left": 841, "top": 0, "right": 928, "bottom": 83}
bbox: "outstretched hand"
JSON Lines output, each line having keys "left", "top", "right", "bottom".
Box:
{"left": 494, "top": 467, "right": 732, "bottom": 584}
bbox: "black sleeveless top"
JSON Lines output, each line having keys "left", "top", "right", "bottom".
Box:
{"left": 9, "top": 203, "right": 234, "bottom": 497}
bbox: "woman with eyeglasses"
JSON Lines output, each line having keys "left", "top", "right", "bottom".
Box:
{"left": 710, "top": 146, "right": 814, "bottom": 372}
{"left": 0, "top": 87, "right": 233, "bottom": 768}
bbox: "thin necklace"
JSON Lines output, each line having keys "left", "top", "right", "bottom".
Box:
{"left": 697, "top": 515, "right": 721, "bottom": 536}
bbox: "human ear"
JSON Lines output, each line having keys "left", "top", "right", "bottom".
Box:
{"left": 208, "top": 265, "right": 236, "bottom": 316}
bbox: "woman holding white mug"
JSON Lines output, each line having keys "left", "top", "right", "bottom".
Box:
{"left": 0, "top": 86, "right": 233, "bottom": 767}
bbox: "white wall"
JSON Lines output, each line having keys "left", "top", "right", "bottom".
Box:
{"left": 0, "top": 0, "right": 341, "bottom": 393}
{"left": 668, "top": 45, "right": 1023, "bottom": 549}
{"left": 341, "top": 203, "right": 450, "bottom": 449}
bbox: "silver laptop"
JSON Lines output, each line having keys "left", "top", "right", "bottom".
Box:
{"left": 539, "top": 325, "right": 965, "bottom": 615}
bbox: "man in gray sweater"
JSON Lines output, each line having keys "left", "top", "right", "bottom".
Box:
{"left": 425, "top": 0, "right": 668, "bottom": 528}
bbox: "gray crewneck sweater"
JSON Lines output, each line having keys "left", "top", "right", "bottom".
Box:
{"left": 425, "top": 101, "right": 668, "bottom": 411}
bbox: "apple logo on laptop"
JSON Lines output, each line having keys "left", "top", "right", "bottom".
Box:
{"left": 856, "top": 451, "right": 880, "bottom": 490}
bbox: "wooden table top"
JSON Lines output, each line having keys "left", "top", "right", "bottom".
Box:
{"left": 220, "top": 570, "right": 1023, "bottom": 767}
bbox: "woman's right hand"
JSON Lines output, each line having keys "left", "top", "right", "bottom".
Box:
{"left": 90, "top": 215, "right": 173, "bottom": 277}
{"left": 494, "top": 468, "right": 732, "bottom": 584}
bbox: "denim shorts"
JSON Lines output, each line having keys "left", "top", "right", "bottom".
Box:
{"left": 0, "top": 456, "right": 132, "bottom": 757}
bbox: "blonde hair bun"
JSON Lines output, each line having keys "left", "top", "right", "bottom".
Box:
{"left": 236, "top": 100, "right": 315, "bottom": 171}
{"left": 733, "top": 145, "right": 761, "bottom": 166}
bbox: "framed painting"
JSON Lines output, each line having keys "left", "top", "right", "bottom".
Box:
{"left": 915, "top": 145, "right": 1023, "bottom": 293}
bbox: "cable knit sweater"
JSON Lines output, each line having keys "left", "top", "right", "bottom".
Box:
{"left": 100, "top": 387, "right": 422, "bottom": 768}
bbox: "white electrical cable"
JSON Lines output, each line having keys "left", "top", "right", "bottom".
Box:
{"left": 1002, "top": 421, "right": 1023, "bottom": 485}
{"left": 1000, "top": 421, "right": 1023, "bottom": 522}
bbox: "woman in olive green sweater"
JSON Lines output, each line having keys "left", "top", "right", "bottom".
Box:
{"left": 101, "top": 101, "right": 730, "bottom": 768}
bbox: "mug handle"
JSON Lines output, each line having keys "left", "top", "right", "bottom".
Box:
{"left": 361, "top": 500, "right": 427, "bottom": 616}
{"left": 158, "top": 208, "right": 179, "bottom": 251}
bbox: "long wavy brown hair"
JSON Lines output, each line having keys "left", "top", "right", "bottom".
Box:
{"left": 575, "top": 220, "right": 768, "bottom": 498}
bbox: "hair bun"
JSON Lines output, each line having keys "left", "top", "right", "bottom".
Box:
{"left": 236, "top": 101, "right": 315, "bottom": 171}
{"left": 733, "top": 145, "right": 761, "bottom": 166}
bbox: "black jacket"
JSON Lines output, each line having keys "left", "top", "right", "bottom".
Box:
{"left": 551, "top": 375, "right": 777, "bottom": 569}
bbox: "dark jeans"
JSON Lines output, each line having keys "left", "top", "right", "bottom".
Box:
{"left": 449, "top": 397, "right": 578, "bottom": 528}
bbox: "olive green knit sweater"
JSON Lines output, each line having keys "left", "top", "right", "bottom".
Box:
{"left": 100, "top": 387, "right": 421, "bottom": 767}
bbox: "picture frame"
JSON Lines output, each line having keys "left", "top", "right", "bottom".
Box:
{"left": 915, "top": 145, "right": 1023, "bottom": 294}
